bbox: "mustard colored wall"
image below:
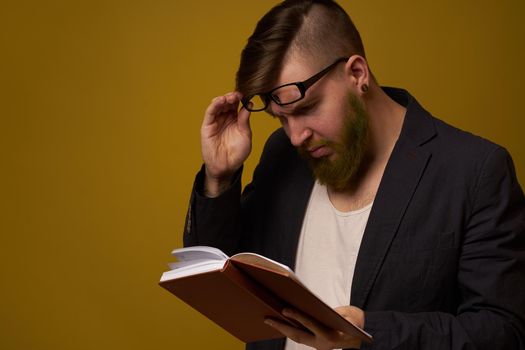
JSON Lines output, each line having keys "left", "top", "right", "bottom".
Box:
{"left": 1, "top": 1, "right": 524, "bottom": 349}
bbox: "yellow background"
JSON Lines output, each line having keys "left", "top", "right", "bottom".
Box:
{"left": 1, "top": 1, "right": 524, "bottom": 349}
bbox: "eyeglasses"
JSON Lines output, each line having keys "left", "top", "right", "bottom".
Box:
{"left": 241, "top": 57, "right": 349, "bottom": 112}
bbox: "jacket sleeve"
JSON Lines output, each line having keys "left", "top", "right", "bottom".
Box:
{"left": 182, "top": 164, "right": 244, "bottom": 256}
{"left": 360, "top": 146, "right": 525, "bottom": 350}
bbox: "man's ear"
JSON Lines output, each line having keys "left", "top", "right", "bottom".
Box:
{"left": 343, "top": 55, "right": 370, "bottom": 95}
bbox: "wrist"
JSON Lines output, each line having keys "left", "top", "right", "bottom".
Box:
{"left": 203, "top": 169, "right": 233, "bottom": 198}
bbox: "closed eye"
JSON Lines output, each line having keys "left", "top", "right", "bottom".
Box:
{"left": 294, "top": 103, "right": 316, "bottom": 115}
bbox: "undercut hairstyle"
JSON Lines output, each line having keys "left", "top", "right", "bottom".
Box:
{"left": 236, "top": 0, "right": 367, "bottom": 99}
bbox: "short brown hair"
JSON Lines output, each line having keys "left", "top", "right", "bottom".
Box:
{"left": 235, "top": 0, "right": 366, "bottom": 98}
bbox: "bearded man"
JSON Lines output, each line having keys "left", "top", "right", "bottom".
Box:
{"left": 183, "top": 0, "right": 525, "bottom": 349}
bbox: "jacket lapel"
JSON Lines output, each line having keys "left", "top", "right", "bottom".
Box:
{"left": 350, "top": 89, "right": 436, "bottom": 308}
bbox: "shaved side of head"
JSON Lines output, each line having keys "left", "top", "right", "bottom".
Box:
{"left": 236, "top": 0, "right": 367, "bottom": 98}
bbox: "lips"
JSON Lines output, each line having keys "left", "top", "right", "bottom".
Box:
{"left": 308, "top": 145, "right": 330, "bottom": 158}
{"left": 307, "top": 145, "right": 322, "bottom": 153}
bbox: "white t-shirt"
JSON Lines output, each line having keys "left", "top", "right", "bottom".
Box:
{"left": 285, "top": 181, "right": 372, "bottom": 350}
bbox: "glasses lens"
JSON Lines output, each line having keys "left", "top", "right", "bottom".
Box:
{"left": 245, "top": 95, "right": 267, "bottom": 111}
{"left": 270, "top": 84, "right": 302, "bottom": 105}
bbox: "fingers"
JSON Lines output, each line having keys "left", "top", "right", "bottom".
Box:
{"left": 264, "top": 317, "right": 314, "bottom": 345}
{"left": 334, "top": 305, "right": 365, "bottom": 329}
{"left": 237, "top": 100, "right": 252, "bottom": 133}
{"left": 203, "top": 92, "right": 241, "bottom": 126}
{"left": 282, "top": 308, "right": 330, "bottom": 336}
{"left": 202, "top": 92, "right": 252, "bottom": 137}
{"left": 225, "top": 91, "right": 240, "bottom": 104}
{"left": 266, "top": 307, "right": 363, "bottom": 350}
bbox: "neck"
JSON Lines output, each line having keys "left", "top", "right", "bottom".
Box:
{"left": 363, "top": 83, "right": 406, "bottom": 164}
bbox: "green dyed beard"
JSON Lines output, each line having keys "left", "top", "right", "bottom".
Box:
{"left": 298, "top": 93, "right": 369, "bottom": 192}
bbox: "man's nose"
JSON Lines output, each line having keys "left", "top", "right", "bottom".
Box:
{"left": 287, "top": 117, "right": 312, "bottom": 147}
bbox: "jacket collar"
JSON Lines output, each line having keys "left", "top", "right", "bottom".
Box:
{"left": 350, "top": 87, "right": 437, "bottom": 307}
{"left": 383, "top": 87, "right": 437, "bottom": 147}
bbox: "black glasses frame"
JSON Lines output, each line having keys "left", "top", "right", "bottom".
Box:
{"left": 241, "top": 57, "right": 349, "bottom": 112}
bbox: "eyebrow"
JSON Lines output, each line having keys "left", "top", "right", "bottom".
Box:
{"left": 288, "top": 96, "right": 319, "bottom": 115}
{"left": 267, "top": 95, "right": 320, "bottom": 119}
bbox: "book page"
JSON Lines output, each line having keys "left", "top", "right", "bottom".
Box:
{"left": 172, "top": 245, "right": 229, "bottom": 262}
{"left": 160, "top": 260, "right": 227, "bottom": 282}
{"left": 160, "top": 246, "right": 230, "bottom": 282}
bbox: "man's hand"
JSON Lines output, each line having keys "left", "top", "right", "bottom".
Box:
{"left": 201, "top": 91, "right": 252, "bottom": 197}
{"left": 264, "top": 306, "right": 365, "bottom": 350}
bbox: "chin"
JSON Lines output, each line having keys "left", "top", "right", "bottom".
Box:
{"left": 327, "top": 152, "right": 339, "bottom": 162}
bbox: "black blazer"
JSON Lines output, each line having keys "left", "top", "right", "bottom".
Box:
{"left": 184, "top": 88, "right": 525, "bottom": 350}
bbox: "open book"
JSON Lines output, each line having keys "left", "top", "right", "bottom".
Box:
{"left": 159, "top": 246, "right": 372, "bottom": 344}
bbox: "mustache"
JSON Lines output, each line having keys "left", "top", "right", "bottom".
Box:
{"left": 299, "top": 139, "right": 329, "bottom": 152}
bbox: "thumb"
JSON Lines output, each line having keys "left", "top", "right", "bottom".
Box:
{"left": 335, "top": 306, "right": 364, "bottom": 328}
{"left": 237, "top": 103, "right": 252, "bottom": 135}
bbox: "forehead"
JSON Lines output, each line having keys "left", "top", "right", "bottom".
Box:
{"left": 275, "top": 55, "right": 319, "bottom": 87}
{"left": 267, "top": 56, "right": 325, "bottom": 116}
